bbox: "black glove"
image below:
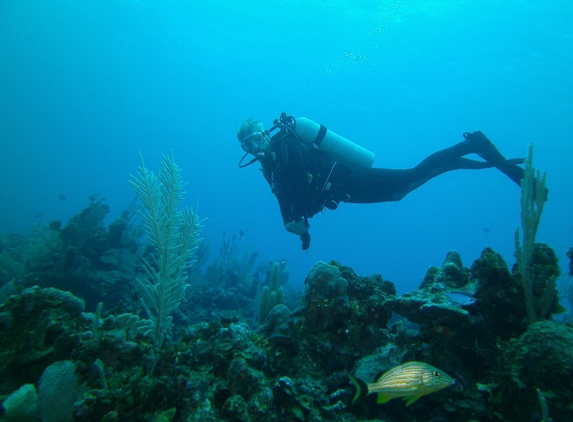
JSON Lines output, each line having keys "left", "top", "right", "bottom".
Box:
{"left": 300, "top": 232, "right": 311, "bottom": 250}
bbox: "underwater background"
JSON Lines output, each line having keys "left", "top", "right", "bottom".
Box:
{"left": 1, "top": 0, "right": 572, "bottom": 292}
{"left": 1, "top": 1, "right": 573, "bottom": 422}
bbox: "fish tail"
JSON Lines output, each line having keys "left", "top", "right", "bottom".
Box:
{"left": 348, "top": 373, "right": 368, "bottom": 405}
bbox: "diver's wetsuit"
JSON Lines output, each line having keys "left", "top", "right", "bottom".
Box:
{"left": 259, "top": 129, "right": 524, "bottom": 248}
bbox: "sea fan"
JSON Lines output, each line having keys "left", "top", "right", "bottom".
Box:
{"left": 129, "top": 151, "right": 202, "bottom": 348}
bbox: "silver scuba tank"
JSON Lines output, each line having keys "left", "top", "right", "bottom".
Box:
{"left": 293, "top": 117, "right": 375, "bottom": 167}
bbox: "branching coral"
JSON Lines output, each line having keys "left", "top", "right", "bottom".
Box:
{"left": 129, "top": 151, "right": 202, "bottom": 348}
{"left": 514, "top": 143, "right": 547, "bottom": 323}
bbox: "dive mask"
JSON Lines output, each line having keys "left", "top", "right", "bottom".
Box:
{"left": 240, "top": 132, "right": 268, "bottom": 153}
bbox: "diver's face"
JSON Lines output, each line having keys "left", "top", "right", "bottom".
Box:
{"left": 240, "top": 132, "right": 270, "bottom": 155}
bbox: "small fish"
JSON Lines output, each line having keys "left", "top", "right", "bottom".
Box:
{"left": 33, "top": 212, "right": 45, "bottom": 218}
{"left": 483, "top": 227, "right": 491, "bottom": 233}
{"left": 446, "top": 291, "right": 477, "bottom": 306}
{"left": 58, "top": 194, "right": 67, "bottom": 200}
{"left": 349, "top": 361, "right": 455, "bottom": 406}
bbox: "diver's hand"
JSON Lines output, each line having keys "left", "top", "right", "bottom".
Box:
{"left": 284, "top": 219, "right": 309, "bottom": 235}
{"left": 300, "top": 232, "right": 311, "bottom": 250}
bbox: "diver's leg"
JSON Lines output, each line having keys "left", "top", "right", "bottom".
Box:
{"left": 404, "top": 139, "right": 490, "bottom": 184}
{"left": 409, "top": 130, "right": 524, "bottom": 187}
{"left": 345, "top": 133, "right": 526, "bottom": 204}
{"left": 344, "top": 152, "right": 486, "bottom": 203}
{"left": 345, "top": 159, "right": 485, "bottom": 203}
{"left": 346, "top": 151, "right": 519, "bottom": 204}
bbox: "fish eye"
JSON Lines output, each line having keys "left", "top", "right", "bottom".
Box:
{"left": 433, "top": 371, "right": 440, "bottom": 377}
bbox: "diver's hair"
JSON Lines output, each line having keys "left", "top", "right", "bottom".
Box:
{"left": 237, "top": 118, "right": 264, "bottom": 141}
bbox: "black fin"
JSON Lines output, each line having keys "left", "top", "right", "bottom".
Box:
{"left": 348, "top": 373, "right": 368, "bottom": 405}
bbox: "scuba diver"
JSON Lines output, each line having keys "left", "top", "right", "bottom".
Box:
{"left": 237, "top": 112, "right": 527, "bottom": 250}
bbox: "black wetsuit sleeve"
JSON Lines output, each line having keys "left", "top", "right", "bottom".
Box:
{"left": 273, "top": 136, "right": 310, "bottom": 224}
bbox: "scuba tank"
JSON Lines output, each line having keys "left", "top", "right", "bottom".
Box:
{"left": 272, "top": 113, "right": 375, "bottom": 167}
{"left": 294, "top": 117, "right": 375, "bottom": 167}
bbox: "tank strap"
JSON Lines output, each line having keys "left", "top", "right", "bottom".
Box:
{"left": 313, "top": 124, "right": 328, "bottom": 147}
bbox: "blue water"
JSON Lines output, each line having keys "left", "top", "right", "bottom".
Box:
{"left": 1, "top": 0, "right": 572, "bottom": 293}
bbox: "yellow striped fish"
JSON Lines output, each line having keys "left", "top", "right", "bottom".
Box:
{"left": 349, "top": 361, "right": 455, "bottom": 406}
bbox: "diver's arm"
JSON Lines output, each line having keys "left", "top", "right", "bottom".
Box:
{"left": 280, "top": 136, "right": 310, "bottom": 194}
{"left": 277, "top": 137, "right": 312, "bottom": 249}
{"left": 275, "top": 189, "right": 311, "bottom": 250}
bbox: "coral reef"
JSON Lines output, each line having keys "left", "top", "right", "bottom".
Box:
{"left": 0, "top": 286, "right": 83, "bottom": 395}
{"left": 0, "top": 196, "right": 142, "bottom": 311}
{"left": 2, "top": 198, "right": 573, "bottom": 421}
